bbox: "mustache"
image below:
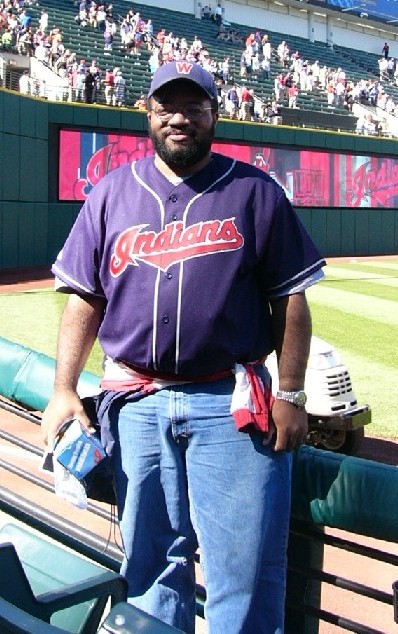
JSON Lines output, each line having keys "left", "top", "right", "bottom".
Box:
{"left": 165, "top": 125, "right": 195, "bottom": 135}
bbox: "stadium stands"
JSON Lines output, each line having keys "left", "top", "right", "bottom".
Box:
{"left": 1, "top": 1, "right": 397, "bottom": 132}
{"left": 0, "top": 3, "right": 375, "bottom": 122}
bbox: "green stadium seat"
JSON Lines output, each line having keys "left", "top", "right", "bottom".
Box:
{"left": 0, "top": 523, "right": 127, "bottom": 633}
{"left": 0, "top": 596, "right": 70, "bottom": 633}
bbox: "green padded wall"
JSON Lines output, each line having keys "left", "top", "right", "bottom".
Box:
{"left": 0, "top": 336, "right": 99, "bottom": 410}
{"left": 1, "top": 88, "right": 398, "bottom": 271}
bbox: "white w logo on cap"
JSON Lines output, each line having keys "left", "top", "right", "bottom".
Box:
{"left": 176, "top": 61, "right": 193, "bottom": 74}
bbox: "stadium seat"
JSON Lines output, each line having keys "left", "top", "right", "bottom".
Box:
{"left": 0, "top": 595, "right": 70, "bottom": 633}
{"left": 0, "top": 597, "right": 185, "bottom": 634}
{"left": 0, "top": 523, "right": 127, "bottom": 633}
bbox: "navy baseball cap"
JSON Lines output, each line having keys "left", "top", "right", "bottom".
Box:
{"left": 147, "top": 61, "right": 218, "bottom": 102}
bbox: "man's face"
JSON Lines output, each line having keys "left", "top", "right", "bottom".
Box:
{"left": 147, "top": 80, "right": 218, "bottom": 174}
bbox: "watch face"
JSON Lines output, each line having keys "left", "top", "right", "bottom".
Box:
{"left": 294, "top": 391, "right": 307, "bottom": 408}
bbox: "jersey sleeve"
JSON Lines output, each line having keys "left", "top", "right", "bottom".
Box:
{"left": 51, "top": 196, "right": 105, "bottom": 298}
{"left": 258, "top": 190, "right": 325, "bottom": 297}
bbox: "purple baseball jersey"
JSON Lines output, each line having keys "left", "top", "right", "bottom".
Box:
{"left": 53, "top": 153, "right": 325, "bottom": 377}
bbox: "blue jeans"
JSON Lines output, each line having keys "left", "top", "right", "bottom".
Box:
{"left": 111, "top": 378, "right": 292, "bottom": 634}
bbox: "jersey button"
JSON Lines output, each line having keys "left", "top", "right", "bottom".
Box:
{"left": 162, "top": 316, "right": 169, "bottom": 324}
{"left": 171, "top": 213, "right": 178, "bottom": 221}
{"left": 166, "top": 272, "right": 173, "bottom": 279}
{"left": 169, "top": 194, "right": 178, "bottom": 202}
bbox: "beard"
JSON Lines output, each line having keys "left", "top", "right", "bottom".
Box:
{"left": 149, "top": 121, "right": 216, "bottom": 171}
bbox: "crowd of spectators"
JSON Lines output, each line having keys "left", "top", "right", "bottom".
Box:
{"left": 1, "top": 0, "right": 398, "bottom": 134}
{"left": 2, "top": 1, "right": 234, "bottom": 107}
{"left": 1, "top": 1, "right": 40, "bottom": 55}
{"left": 0, "top": 1, "right": 131, "bottom": 104}
{"left": 234, "top": 31, "right": 398, "bottom": 132}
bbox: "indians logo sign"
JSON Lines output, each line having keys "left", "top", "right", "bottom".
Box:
{"left": 60, "top": 130, "right": 398, "bottom": 208}
{"left": 346, "top": 160, "right": 398, "bottom": 207}
{"left": 110, "top": 218, "right": 243, "bottom": 277}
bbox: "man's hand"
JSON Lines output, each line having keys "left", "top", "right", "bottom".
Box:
{"left": 271, "top": 398, "right": 308, "bottom": 452}
{"left": 269, "top": 292, "right": 312, "bottom": 451}
{"left": 41, "top": 389, "right": 94, "bottom": 449}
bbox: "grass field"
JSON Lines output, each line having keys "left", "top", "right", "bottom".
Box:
{"left": 0, "top": 258, "right": 397, "bottom": 440}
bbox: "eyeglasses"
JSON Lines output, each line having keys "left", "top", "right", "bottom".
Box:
{"left": 151, "top": 104, "right": 214, "bottom": 122}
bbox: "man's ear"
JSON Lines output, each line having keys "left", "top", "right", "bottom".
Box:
{"left": 146, "top": 98, "right": 152, "bottom": 124}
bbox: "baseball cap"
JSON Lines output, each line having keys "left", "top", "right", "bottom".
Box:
{"left": 147, "top": 61, "right": 218, "bottom": 102}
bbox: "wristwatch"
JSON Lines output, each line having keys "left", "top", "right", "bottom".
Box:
{"left": 276, "top": 389, "right": 307, "bottom": 409}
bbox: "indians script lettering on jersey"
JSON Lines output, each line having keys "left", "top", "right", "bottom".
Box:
{"left": 52, "top": 154, "right": 325, "bottom": 375}
{"left": 110, "top": 218, "right": 244, "bottom": 276}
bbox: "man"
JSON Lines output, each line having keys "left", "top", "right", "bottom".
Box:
{"left": 226, "top": 85, "right": 239, "bottom": 119}
{"left": 261, "top": 55, "right": 270, "bottom": 80}
{"left": 288, "top": 82, "right": 299, "bottom": 109}
{"left": 382, "top": 42, "right": 389, "bottom": 59}
{"left": 214, "top": 2, "right": 223, "bottom": 25}
{"left": 42, "top": 61, "right": 325, "bottom": 633}
{"left": 39, "top": 8, "right": 49, "bottom": 33}
{"left": 88, "top": 59, "right": 101, "bottom": 103}
{"left": 18, "top": 8, "right": 32, "bottom": 30}
{"left": 201, "top": 4, "right": 211, "bottom": 19}
{"left": 134, "top": 93, "right": 147, "bottom": 110}
{"left": 113, "top": 69, "right": 126, "bottom": 107}
{"left": 239, "top": 84, "right": 252, "bottom": 121}
{"left": 103, "top": 67, "right": 114, "bottom": 106}
{"left": 19, "top": 69, "right": 30, "bottom": 94}
{"left": 84, "top": 68, "right": 96, "bottom": 104}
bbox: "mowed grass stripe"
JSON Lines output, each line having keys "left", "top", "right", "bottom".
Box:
{"left": 326, "top": 262, "right": 398, "bottom": 278}
{"left": 356, "top": 261, "right": 398, "bottom": 272}
{"left": 0, "top": 289, "right": 106, "bottom": 377}
{"left": 321, "top": 279, "right": 398, "bottom": 303}
{"left": 325, "top": 265, "right": 398, "bottom": 288}
{"left": 307, "top": 284, "right": 398, "bottom": 328}
{"left": 308, "top": 301, "right": 397, "bottom": 369}
{"left": 0, "top": 291, "right": 66, "bottom": 356}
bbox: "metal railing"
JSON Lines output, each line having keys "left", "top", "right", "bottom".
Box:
{"left": 287, "top": 519, "right": 397, "bottom": 633}
{"left": 0, "top": 396, "right": 397, "bottom": 632}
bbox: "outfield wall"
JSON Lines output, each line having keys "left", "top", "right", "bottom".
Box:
{"left": 0, "top": 88, "right": 397, "bottom": 271}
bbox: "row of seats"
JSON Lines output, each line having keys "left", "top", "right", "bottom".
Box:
{"left": 25, "top": 0, "right": 384, "bottom": 124}
{"left": 336, "top": 43, "right": 398, "bottom": 105}
{"left": 0, "top": 522, "right": 182, "bottom": 633}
